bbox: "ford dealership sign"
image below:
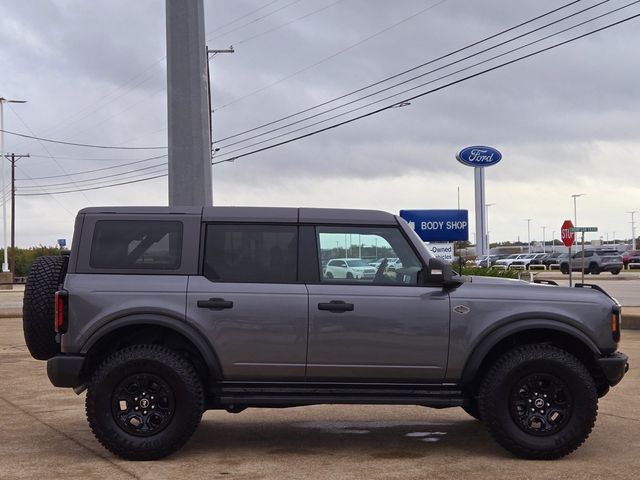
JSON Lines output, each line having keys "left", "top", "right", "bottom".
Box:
{"left": 456, "top": 145, "right": 502, "bottom": 168}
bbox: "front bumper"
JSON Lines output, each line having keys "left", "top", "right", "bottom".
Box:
{"left": 597, "top": 352, "right": 629, "bottom": 386}
{"left": 47, "top": 354, "right": 85, "bottom": 388}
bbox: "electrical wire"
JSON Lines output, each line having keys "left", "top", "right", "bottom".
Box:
{"left": 215, "top": 0, "right": 620, "bottom": 154}
{"left": 216, "top": 0, "right": 451, "bottom": 109}
{"left": 213, "top": 0, "right": 585, "bottom": 144}
{"left": 17, "top": 6, "right": 640, "bottom": 195}
{"left": 0, "top": 129, "right": 166, "bottom": 150}
{"left": 210, "top": 11, "right": 640, "bottom": 164}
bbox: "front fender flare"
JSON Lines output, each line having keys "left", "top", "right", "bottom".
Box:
{"left": 460, "top": 319, "right": 601, "bottom": 386}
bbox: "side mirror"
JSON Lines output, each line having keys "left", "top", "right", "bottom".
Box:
{"left": 422, "top": 257, "right": 453, "bottom": 285}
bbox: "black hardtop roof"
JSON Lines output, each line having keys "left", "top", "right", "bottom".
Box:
{"left": 79, "top": 206, "right": 397, "bottom": 225}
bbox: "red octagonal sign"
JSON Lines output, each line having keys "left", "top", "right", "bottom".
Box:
{"left": 561, "top": 219, "right": 575, "bottom": 247}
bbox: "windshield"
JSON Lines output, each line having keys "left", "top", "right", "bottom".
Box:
{"left": 346, "top": 259, "right": 368, "bottom": 267}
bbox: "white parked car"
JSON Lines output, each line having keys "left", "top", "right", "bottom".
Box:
{"left": 509, "top": 253, "right": 547, "bottom": 269}
{"left": 494, "top": 254, "right": 529, "bottom": 268}
{"left": 325, "top": 258, "right": 377, "bottom": 280}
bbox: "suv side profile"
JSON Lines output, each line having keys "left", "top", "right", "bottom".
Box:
{"left": 23, "top": 207, "right": 628, "bottom": 461}
{"left": 559, "top": 249, "right": 623, "bottom": 275}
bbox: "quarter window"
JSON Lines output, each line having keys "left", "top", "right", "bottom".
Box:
{"left": 90, "top": 220, "right": 182, "bottom": 270}
{"left": 204, "top": 224, "right": 297, "bottom": 283}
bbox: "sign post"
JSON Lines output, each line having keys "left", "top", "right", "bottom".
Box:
{"left": 456, "top": 146, "right": 502, "bottom": 256}
{"left": 570, "top": 226, "right": 598, "bottom": 285}
{"left": 561, "top": 219, "right": 575, "bottom": 286}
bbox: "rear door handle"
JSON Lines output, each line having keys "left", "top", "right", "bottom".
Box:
{"left": 197, "top": 298, "right": 234, "bottom": 310}
{"left": 318, "top": 300, "right": 354, "bottom": 313}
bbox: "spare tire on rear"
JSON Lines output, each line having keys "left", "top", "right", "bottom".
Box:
{"left": 23, "top": 255, "right": 69, "bottom": 360}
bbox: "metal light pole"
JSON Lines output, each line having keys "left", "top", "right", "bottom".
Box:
{"left": 552, "top": 231, "right": 556, "bottom": 252}
{"left": 0, "top": 97, "right": 27, "bottom": 272}
{"left": 485, "top": 203, "right": 496, "bottom": 253}
{"left": 524, "top": 219, "right": 532, "bottom": 254}
{"left": 628, "top": 211, "right": 638, "bottom": 250}
{"left": 571, "top": 193, "right": 585, "bottom": 227}
{"left": 541, "top": 226, "right": 547, "bottom": 253}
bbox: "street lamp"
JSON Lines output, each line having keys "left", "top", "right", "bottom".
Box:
{"left": 541, "top": 226, "right": 547, "bottom": 253}
{"left": 524, "top": 218, "right": 533, "bottom": 254}
{"left": 485, "top": 203, "right": 496, "bottom": 253}
{"left": 628, "top": 211, "right": 638, "bottom": 250}
{"left": 0, "top": 97, "right": 27, "bottom": 273}
{"left": 571, "top": 193, "right": 585, "bottom": 227}
{"left": 552, "top": 231, "right": 556, "bottom": 252}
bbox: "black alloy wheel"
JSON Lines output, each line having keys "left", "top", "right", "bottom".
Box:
{"left": 112, "top": 373, "right": 175, "bottom": 437}
{"left": 509, "top": 373, "right": 571, "bottom": 436}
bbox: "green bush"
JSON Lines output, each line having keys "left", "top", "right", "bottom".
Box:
{"left": 454, "top": 266, "right": 520, "bottom": 279}
{"left": 0, "top": 246, "right": 63, "bottom": 277}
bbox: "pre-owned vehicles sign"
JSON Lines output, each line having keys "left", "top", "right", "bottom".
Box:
{"left": 400, "top": 209, "right": 469, "bottom": 242}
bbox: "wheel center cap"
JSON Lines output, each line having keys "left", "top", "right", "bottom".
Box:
{"left": 139, "top": 398, "right": 150, "bottom": 409}
{"left": 534, "top": 398, "right": 545, "bottom": 408}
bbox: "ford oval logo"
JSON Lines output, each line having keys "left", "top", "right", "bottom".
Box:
{"left": 456, "top": 145, "right": 502, "bottom": 168}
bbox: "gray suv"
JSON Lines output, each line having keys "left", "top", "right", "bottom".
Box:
{"left": 22, "top": 207, "right": 628, "bottom": 461}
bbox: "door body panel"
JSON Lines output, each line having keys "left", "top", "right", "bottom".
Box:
{"left": 187, "top": 277, "right": 308, "bottom": 380}
{"left": 306, "top": 284, "right": 450, "bottom": 382}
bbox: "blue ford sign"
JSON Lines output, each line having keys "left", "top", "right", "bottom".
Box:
{"left": 399, "top": 209, "right": 469, "bottom": 242}
{"left": 456, "top": 145, "right": 502, "bottom": 168}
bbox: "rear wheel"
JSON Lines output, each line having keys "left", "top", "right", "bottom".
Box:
{"left": 560, "top": 264, "right": 569, "bottom": 274}
{"left": 86, "top": 345, "right": 204, "bottom": 460}
{"left": 22, "top": 255, "right": 69, "bottom": 360}
{"left": 478, "top": 344, "right": 597, "bottom": 460}
{"left": 611, "top": 270, "right": 620, "bottom": 276}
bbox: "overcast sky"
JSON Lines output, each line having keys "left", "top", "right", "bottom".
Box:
{"left": 1, "top": 0, "right": 639, "bottom": 248}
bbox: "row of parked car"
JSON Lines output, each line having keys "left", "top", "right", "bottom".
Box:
{"left": 473, "top": 249, "right": 640, "bottom": 275}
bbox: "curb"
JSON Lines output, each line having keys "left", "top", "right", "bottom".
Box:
{"left": 0, "top": 309, "right": 22, "bottom": 318}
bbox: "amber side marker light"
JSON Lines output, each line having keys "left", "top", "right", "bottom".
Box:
{"left": 611, "top": 308, "right": 621, "bottom": 342}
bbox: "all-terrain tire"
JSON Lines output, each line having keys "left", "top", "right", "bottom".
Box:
{"left": 86, "top": 344, "right": 204, "bottom": 460}
{"left": 478, "top": 344, "right": 597, "bottom": 460}
{"left": 22, "top": 255, "right": 69, "bottom": 360}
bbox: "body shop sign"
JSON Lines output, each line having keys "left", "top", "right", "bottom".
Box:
{"left": 400, "top": 209, "right": 469, "bottom": 242}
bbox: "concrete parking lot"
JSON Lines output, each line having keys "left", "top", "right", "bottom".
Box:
{"left": 0, "top": 286, "right": 638, "bottom": 479}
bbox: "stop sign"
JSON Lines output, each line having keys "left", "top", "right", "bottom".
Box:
{"left": 561, "top": 219, "right": 575, "bottom": 247}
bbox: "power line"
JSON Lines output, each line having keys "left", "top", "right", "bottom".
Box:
{"left": 0, "top": 128, "right": 166, "bottom": 150}
{"left": 211, "top": 11, "right": 640, "bottom": 164}
{"left": 215, "top": 0, "right": 619, "bottom": 154}
{"left": 216, "top": 0, "right": 451, "bottom": 109}
{"left": 17, "top": 8, "right": 640, "bottom": 196}
{"left": 214, "top": 0, "right": 585, "bottom": 144}
{"left": 19, "top": 154, "right": 167, "bottom": 181}
{"left": 232, "top": 0, "right": 346, "bottom": 46}
{"left": 17, "top": 171, "right": 168, "bottom": 196}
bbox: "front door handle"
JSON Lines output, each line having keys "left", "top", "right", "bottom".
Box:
{"left": 318, "top": 300, "right": 354, "bottom": 313}
{"left": 197, "top": 298, "right": 234, "bottom": 310}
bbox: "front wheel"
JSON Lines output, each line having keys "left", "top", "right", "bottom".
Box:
{"left": 611, "top": 270, "right": 620, "bottom": 275}
{"left": 560, "top": 264, "right": 569, "bottom": 274}
{"left": 86, "top": 345, "right": 204, "bottom": 460}
{"left": 478, "top": 344, "right": 597, "bottom": 460}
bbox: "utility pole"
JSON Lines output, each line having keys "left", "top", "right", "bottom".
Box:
{"left": 5, "top": 153, "right": 29, "bottom": 279}
{"left": 166, "top": 0, "right": 212, "bottom": 206}
{"left": 206, "top": 46, "right": 234, "bottom": 160}
{"left": 0, "top": 97, "right": 27, "bottom": 272}
{"left": 524, "top": 219, "right": 533, "bottom": 254}
{"left": 541, "top": 226, "right": 547, "bottom": 253}
{"left": 628, "top": 211, "right": 638, "bottom": 250}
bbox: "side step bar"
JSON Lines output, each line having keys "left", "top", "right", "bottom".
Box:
{"left": 210, "top": 382, "right": 464, "bottom": 408}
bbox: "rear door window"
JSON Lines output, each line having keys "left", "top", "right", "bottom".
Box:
{"left": 203, "top": 224, "right": 298, "bottom": 283}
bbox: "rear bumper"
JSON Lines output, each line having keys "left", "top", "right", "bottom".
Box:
{"left": 597, "top": 352, "right": 629, "bottom": 386}
{"left": 47, "top": 355, "right": 85, "bottom": 388}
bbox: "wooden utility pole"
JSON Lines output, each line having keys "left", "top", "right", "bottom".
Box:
{"left": 5, "top": 153, "right": 29, "bottom": 279}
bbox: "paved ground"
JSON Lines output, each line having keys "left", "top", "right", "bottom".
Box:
{"left": 0, "top": 314, "right": 638, "bottom": 479}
